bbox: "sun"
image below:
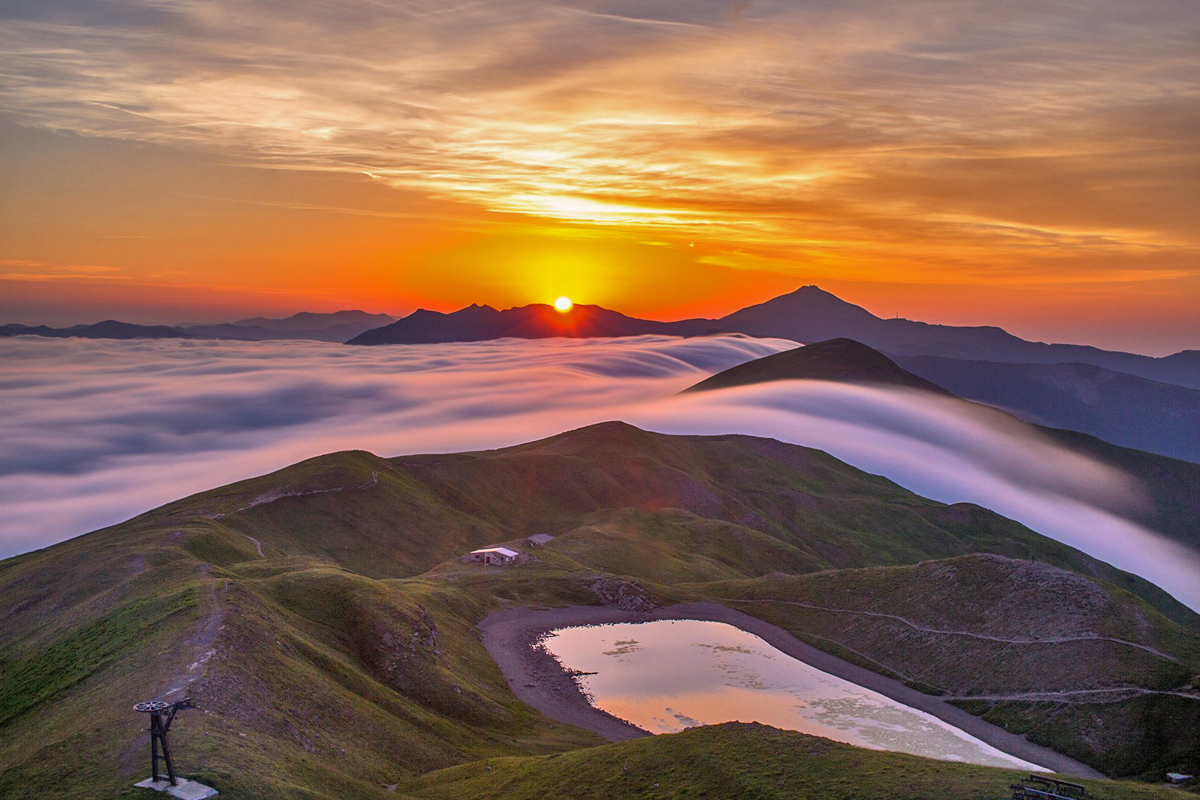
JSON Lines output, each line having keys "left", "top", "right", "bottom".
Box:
{"left": 553, "top": 296, "right": 573, "bottom": 312}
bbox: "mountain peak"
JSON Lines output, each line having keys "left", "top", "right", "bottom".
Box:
{"left": 683, "top": 337, "right": 953, "bottom": 394}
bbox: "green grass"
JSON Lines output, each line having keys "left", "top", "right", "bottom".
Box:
{"left": 1, "top": 423, "right": 1197, "bottom": 797}
{"left": 406, "top": 723, "right": 1184, "bottom": 800}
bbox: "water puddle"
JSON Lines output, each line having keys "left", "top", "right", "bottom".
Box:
{"left": 542, "top": 619, "right": 1045, "bottom": 770}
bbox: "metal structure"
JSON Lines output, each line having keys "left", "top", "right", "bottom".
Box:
{"left": 134, "top": 698, "right": 194, "bottom": 786}
{"left": 1010, "top": 774, "right": 1091, "bottom": 800}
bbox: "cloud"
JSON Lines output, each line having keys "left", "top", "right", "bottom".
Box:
{"left": 2, "top": 335, "right": 1198, "bottom": 613}
{"left": 1, "top": 0, "right": 1197, "bottom": 283}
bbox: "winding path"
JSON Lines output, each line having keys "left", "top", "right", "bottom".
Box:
{"left": 725, "top": 598, "right": 1181, "bottom": 663}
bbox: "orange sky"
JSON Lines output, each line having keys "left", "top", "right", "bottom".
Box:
{"left": 1, "top": 1, "right": 1197, "bottom": 354}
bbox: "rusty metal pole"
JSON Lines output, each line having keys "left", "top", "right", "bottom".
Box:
{"left": 135, "top": 699, "right": 193, "bottom": 787}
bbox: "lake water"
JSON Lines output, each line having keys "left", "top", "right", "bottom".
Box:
{"left": 542, "top": 619, "right": 1046, "bottom": 771}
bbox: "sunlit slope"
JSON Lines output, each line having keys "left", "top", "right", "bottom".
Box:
{"left": 704, "top": 555, "right": 1200, "bottom": 777}
{"left": 167, "top": 423, "right": 1191, "bottom": 624}
{"left": 0, "top": 524, "right": 601, "bottom": 799}
{"left": 2, "top": 423, "right": 1198, "bottom": 797}
{"left": 407, "top": 722, "right": 1180, "bottom": 800}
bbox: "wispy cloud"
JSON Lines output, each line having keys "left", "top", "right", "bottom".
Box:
{"left": 1, "top": 0, "right": 1196, "bottom": 283}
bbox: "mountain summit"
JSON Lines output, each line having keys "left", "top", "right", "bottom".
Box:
{"left": 683, "top": 337, "right": 951, "bottom": 395}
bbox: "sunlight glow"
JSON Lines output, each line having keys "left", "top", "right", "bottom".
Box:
{"left": 554, "top": 296, "right": 573, "bottom": 312}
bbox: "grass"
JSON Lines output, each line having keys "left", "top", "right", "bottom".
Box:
{"left": 1, "top": 422, "right": 1197, "bottom": 797}
{"left": 406, "top": 723, "right": 1184, "bottom": 800}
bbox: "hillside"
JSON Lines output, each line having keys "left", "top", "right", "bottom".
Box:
{"left": 895, "top": 356, "right": 1200, "bottom": 464}
{"left": 408, "top": 723, "right": 1182, "bottom": 800}
{"left": 703, "top": 556, "right": 1200, "bottom": 776}
{"left": 2, "top": 424, "right": 1198, "bottom": 798}
{"left": 684, "top": 340, "right": 1200, "bottom": 552}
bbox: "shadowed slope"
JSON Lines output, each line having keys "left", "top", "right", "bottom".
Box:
{"left": 683, "top": 340, "right": 1200, "bottom": 554}
{"left": 895, "top": 356, "right": 1200, "bottom": 464}
{"left": 407, "top": 723, "right": 1182, "bottom": 800}
{"left": 683, "top": 337, "right": 950, "bottom": 394}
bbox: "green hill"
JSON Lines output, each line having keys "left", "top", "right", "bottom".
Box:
{"left": 2, "top": 424, "right": 1198, "bottom": 798}
{"left": 407, "top": 722, "right": 1182, "bottom": 800}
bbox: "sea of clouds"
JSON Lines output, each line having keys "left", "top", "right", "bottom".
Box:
{"left": 4, "top": 334, "right": 1198, "bottom": 610}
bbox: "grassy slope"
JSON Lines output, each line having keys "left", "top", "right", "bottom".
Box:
{"left": 686, "top": 338, "right": 1200, "bottom": 553}
{"left": 406, "top": 723, "right": 1181, "bottom": 800}
{"left": 2, "top": 424, "right": 1198, "bottom": 798}
{"left": 702, "top": 556, "right": 1200, "bottom": 777}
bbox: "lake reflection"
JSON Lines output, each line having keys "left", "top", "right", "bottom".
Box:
{"left": 542, "top": 619, "right": 1045, "bottom": 771}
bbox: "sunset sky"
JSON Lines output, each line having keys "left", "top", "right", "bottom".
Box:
{"left": 1, "top": 0, "right": 1197, "bottom": 354}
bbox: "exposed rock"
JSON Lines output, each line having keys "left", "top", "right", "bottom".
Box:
{"left": 590, "top": 577, "right": 657, "bottom": 611}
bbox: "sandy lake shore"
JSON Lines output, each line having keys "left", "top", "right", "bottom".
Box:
{"left": 478, "top": 601, "right": 1105, "bottom": 780}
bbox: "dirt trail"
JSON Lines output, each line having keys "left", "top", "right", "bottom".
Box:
{"left": 946, "top": 687, "right": 1200, "bottom": 702}
{"left": 162, "top": 566, "right": 224, "bottom": 701}
{"left": 479, "top": 603, "right": 1106, "bottom": 780}
{"left": 726, "top": 598, "right": 1181, "bottom": 663}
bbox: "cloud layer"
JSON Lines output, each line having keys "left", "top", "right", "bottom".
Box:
{"left": 3, "top": 335, "right": 1198, "bottom": 611}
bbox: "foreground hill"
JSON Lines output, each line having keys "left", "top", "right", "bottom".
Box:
{"left": 895, "top": 355, "right": 1200, "bottom": 464}
{"left": 2, "top": 424, "right": 1197, "bottom": 798}
{"left": 409, "top": 723, "right": 1180, "bottom": 800}
{"left": 687, "top": 339, "right": 1200, "bottom": 552}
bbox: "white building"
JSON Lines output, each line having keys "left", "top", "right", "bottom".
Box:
{"left": 464, "top": 546, "right": 520, "bottom": 566}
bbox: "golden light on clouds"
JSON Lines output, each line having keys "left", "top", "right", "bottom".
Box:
{"left": 0, "top": 0, "right": 1197, "bottom": 351}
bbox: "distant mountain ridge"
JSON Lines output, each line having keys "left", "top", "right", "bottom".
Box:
{"left": 349, "top": 286, "right": 1199, "bottom": 389}
{"left": 0, "top": 320, "right": 204, "bottom": 340}
{"left": 230, "top": 309, "right": 397, "bottom": 332}
{"left": 895, "top": 356, "right": 1200, "bottom": 464}
{"left": 2, "top": 310, "right": 399, "bottom": 344}
{"left": 347, "top": 302, "right": 715, "bottom": 345}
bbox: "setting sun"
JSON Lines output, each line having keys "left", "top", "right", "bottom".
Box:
{"left": 554, "top": 296, "right": 573, "bottom": 312}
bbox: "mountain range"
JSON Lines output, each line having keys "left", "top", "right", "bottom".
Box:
{"left": 347, "top": 286, "right": 1200, "bottom": 390}
{"left": 181, "top": 310, "right": 398, "bottom": 342}
{"left": 5, "top": 290, "right": 1197, "bottom": 463}
{"left": 0, "top": 320, "right": 205, "bottom": 341}
{"left": 0, "top": 311, "right": 398, "bottom": 344}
